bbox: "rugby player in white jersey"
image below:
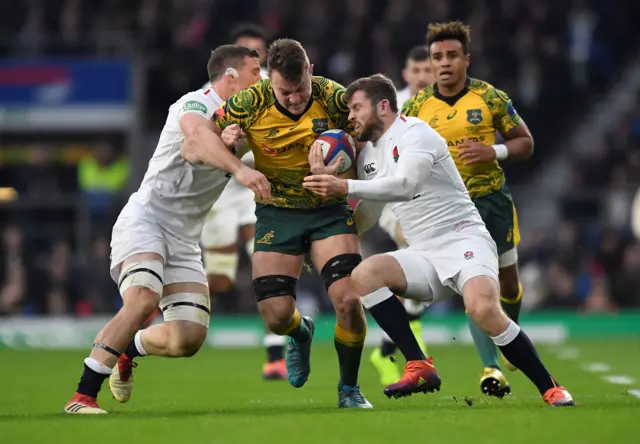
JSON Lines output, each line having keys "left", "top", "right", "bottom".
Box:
{"left": 370, "top": 45, "right": 435, "bottom": 385}
{"left": 201, "top": 24, "right": 287, "bottom": 380}
{"left": 303, "top": 74, "right": 575, "bottom": 406}
{"left": 63, "top": 45, "right": 267, "bottom": 414}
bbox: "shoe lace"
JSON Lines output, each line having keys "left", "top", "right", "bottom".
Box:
{"left": 349, "top": 387, "right": 366, "bottom": 404}
{"left": 120, "top": 358, "right": 138, "bottom": 379}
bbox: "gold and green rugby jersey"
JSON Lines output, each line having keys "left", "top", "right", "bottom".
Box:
{"left": 213, "top": 76, "right": 352, "bottom": 208}
{"left": 402, "top": 78, "right": 520, "bottom": 199}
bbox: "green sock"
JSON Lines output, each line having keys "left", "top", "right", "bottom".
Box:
{"left": 501, "top": 284, "right": 523, "bottom": 323}
{"left": 467, "top": 315, "right": 499, "bottom": 369}
{"left": 334, "top": 325, "right": 365, "bottom": 389}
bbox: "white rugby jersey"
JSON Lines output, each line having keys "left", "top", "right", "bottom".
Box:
{"left": 119, "top": 87, "right": 231, "bottom": 243}
{"left": 351, "top": 115, "right": 485, "bottom": 248}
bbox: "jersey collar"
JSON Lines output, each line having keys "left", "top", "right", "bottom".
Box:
{"left": 433, "top": 77, "right": 471, "bottom": 107}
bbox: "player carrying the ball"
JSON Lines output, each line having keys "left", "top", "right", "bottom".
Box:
{"left": 215, "top": 39, "right": 433, "bottom": 407}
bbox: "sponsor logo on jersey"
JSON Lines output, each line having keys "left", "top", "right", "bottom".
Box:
{"left": 447, "top": 109, "right": 458, "bottom": 120}
{"left": 364, "top": 163, "right": 377, "bottom": 175}
{"left": 256, "top": 230, "right": 275, "bottom": 244}
{"left": 261, "top": 143, "right": 278, "bottom": 156}
{"left": 184, "top": 100, "right": 208, "bottom": 114}
{"left": 311, "top": 118, "right": 329, "bottom": 134}
{"left": 466, "top": 109, "right": 482, "bottom": 125}
{"left": 265, "top": 128, "right": 280, "bottom": 140}
{"left": 464, "top": 251, "right": 474, "bottom": 260}
{"left": 447, "top": 136, "right": 487, "bottom": 147}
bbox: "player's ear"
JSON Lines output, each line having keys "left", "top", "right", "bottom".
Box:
{"left": 401, "top": 68, "right": 408, "bottom": 83}
{"left": 309, "top": 64, "right": 314, "bottom": 75}
{"left": 465, "top": 54, "right": 470, "bottom": 68}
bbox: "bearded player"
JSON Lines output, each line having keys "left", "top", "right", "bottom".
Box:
{"left": 63, "top": 45, "right": 267, "bottom": 414}
{"left": 402, "top": 21, "right": 533, "bottom": 398}
{"left": 202, "top": 24, "right": 287, "bottom": 380}
{"left": 370, "top": 45, "right": 435, "bottom": 385}
{"left": 303, "top": 73, "right": 574, "bottom": 406}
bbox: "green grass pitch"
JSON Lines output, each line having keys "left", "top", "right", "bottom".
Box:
{"left": 1, "top": 340, "right": 639, "bottom": 443}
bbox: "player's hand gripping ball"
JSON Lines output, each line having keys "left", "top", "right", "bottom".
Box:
{"left": 310, "top": 129, "right": 356, "bottom": 175}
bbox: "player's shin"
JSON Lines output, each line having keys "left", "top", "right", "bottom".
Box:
{"left": 333, "top": 301, "right": 367, "bottom": 390}
{"left": 363, "top": 289, "right": 426, "bottom": 361}
{"left": 490, "top": 320, "right": 558, "bottom": 395}
{"left": 467, "top": 315, "right": 500, "bottom": 368}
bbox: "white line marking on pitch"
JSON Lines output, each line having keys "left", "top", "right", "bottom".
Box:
{"left": 555, "top": 348, "right": 580, "bottom": 360}
{"left": 583, "top": 362, "right": 611, "bottom": 373}
{"left": 602, "top": 375, "right": 635, "bottom": 385}
{"left": 628, "top": 389, "right": 640, "bottom": 399}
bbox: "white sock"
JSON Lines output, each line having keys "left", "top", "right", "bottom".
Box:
{"left": 361, "top": 287, "right": 394, "bottom": 309}
{"left": 134, "top": 330, "right": 148, "bottom": 356}
{"left": 84, "top": 357, "right": 113, "bottom": 375}
{"left": 263, "top": 332, "right": 286, "bottom": 347}
{"left": 490, "top": 320, "right": 521, "bottom": 347}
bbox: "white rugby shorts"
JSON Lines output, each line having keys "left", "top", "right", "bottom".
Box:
{"left": 110, "top": 216, "right": 207, "bottom": 287}
{"left": 385, "top": 227, "right": 499, "bottom": 303}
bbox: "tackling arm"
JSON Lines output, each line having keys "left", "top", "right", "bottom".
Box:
{"left": 179, "top": 113, "right": 246, "bottom": 174}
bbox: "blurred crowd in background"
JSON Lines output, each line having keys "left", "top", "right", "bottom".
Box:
{"left": 1, "top": 0, "right": 639, "bottom": 316}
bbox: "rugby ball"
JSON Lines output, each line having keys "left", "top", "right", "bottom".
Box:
{"left": 315, "top": 129, "right": 356, "bottom": 174}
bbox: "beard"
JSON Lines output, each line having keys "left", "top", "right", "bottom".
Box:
{"left": 355, "top": 113, "right": 385, "bottom": 143}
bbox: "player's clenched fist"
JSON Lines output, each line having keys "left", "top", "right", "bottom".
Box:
{"left": 235, "top": 166, "right": 271, "bottom": 201}
{"left": 308, "top": 140, "right": 343, "bottom": 175}
{"left": 221, "top": 124, "right": 244, "bottom": 148}
{"left": 302, "top": 174, "right": 348, "bottom": 197}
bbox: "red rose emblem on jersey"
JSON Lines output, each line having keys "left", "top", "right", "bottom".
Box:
{"left": 464, "top": 251, "right": 474, "bottom": 260}
{"left": 393, "top": 146, "right": 399, "bottom": 163}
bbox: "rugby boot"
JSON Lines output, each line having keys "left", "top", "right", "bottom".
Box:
{"left": 285, "top": 316, "right": 315, "bottom": 388}
{"left": 262, "top": 359, "right": 287, "bottom": 380}
{"left": 383, "top": 357, "right": 442, "bottom": 399}
{"left": 543, "top": 386, "right": 575, "bottom": 407}
{"left": 338, "top": 384, "right": 373, "bottom": 409}
{"left": 109, "top": 354, "right": 137, "bottom": 403}
{"left": 63, "top": 393, "right": 108, "bottom": 414}
{"left": 480, "top": 367, "right": 511, "bottom": 398}
{"left": 370, "top": 347, "right": 401, "bottom": 386}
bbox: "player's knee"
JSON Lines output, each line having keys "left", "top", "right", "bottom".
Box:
{"left": 321, "top": 253, "right": 362, "bottom": 291}
{"left": 119, "top": 260, "right": 163, "bottom": 319}
{"left": 259, "top": 304, "right": 296, "bottom": 334}
{"left": 332, "top": 290, "right": 362, "bottom": 319}
{"left": 253, "top": 275, "right": 297, "bottom": 303}
{"left": 122, "top": 286, "right": 160, "bottom": 321}
{"left": 499, "top": 277, "right": 520, "bottom": 303}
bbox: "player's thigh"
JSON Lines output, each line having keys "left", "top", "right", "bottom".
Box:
{"left": 254, "top": 203, "right": 308, "bottom": 256}
{"left": 110, "top": 217, "right": 167, "bottom": 308}
{"left": 161, "top": 235, "right": 211, "bottom": 327}
{"left": 472, "top": 187, "right": 519, "bottom": 257}
{"left": 385, "top": 249, "right": 456, "bottom": 304}
{"left": 308, "top": 203, "right": 360, "bottom": 294}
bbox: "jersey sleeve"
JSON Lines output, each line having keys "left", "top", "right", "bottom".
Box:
{"left": 318, "top": 77, "right": 352, "bottom": 132}
{"left": 485, "top": 87, "right": 520, "bottom": 135}
{"left": 177, "top": 91, "right": 215, "bottom": 120}
{"left": 212, "top": 87, "right": 257, "bottom": 131}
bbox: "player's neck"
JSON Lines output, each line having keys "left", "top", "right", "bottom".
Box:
{"left": 373, "top": 114, "right": 399, "bottom": 143}
{"left": 436, "top": 78, "right": 467, "bottom": 97}
{"left": 211, "top": 82, "right": 231, "bottom": 102}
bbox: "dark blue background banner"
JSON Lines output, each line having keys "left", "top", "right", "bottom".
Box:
{"left": 0, "top": 59, "right": 132, "bottom": 106}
